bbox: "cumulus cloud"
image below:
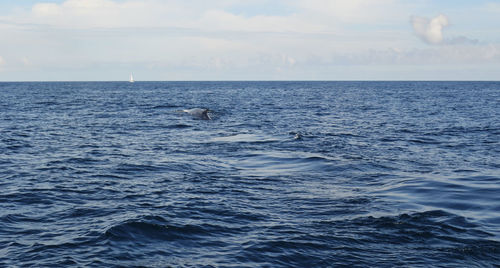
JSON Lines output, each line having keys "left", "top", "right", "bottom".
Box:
{"left": 411, "top": 14, "right": 449, "bottom": 45}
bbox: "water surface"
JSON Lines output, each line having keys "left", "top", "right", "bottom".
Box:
{"left": 0, "top": 81, "right": 499, "bottom": 267}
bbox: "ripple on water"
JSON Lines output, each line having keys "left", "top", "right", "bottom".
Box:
{"left": 226, "top": 150, "right": 341, "bottom": 177}
{"left": 211, "top": 133, "right": 283, "bottom": 143}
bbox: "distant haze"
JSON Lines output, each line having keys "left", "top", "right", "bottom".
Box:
{"left": 0, "top": 0, "right": 499, "bottom": 81}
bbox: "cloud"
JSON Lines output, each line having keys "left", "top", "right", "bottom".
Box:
{"left": 327, "top": 45, "right": 500, "bottom": 65}
{"left": 411, "top": 14, "right": 481, "bottom": 46}
{"left": 411, "top": 44, "right": 500, "bottom": 64}
{"left": 32, "top": 3, "right": 63, "bottom": 17}
{"left": 26, "top": 0, "right": 327, "bottom": 34}
{"left": 0, "top": 56, "right": 5, "bottom": 69}
{"left": 199, "top": 9, "right": 325, "bottom": 33}
{"left": 30, "top": 0, "right": 151, "bottom": 28}
{"left": 484, "top": 2, "right": 500, "bottom": 13}
{"left": 295, "top": 0, "right": 405, "bottom": 24}
{"left": 411, "top": 14, "right": 449, "bottom": 45}
{"left": 21, "top": 56, "right": 33, "bottom": 66}
{"left": 446, "top": 36, "right": 479, "bottom": 45}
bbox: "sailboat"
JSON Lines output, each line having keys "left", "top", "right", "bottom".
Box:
{"left": 129, "top": 73, "right": 135, "bottom": 83}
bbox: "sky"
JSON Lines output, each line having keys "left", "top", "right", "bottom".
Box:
{"left": 0, "top": 0, "right": 499, "bottom": 81}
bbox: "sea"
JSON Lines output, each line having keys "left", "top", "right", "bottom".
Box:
{"left": 0, "top": 81, "right": 499, "bottom": 267}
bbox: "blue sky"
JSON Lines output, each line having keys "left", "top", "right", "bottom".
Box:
{"left": 0, "top": 0, "right": 499, "bottom": 81}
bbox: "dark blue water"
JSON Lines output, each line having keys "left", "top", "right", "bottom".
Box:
{"left": 1, "top": 81, "right": 499, "bottom": 267}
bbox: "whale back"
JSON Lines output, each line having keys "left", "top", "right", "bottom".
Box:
{"left": 182, "top": 108, "right": 211, "bottom": 120}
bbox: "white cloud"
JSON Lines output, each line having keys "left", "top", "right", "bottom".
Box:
{"left": 199, "top": 10, "right": 324, "bottom": 33}
{"left": 26, "top": 0, "right": 326, "bottom": 33}
{"left": 284, "top": 55, "right": 296, "bottom": 66}
{"left": 326, "top": 44, "right": 500, "bottom": 65}
{"left": 484, "top": 2, "right": 500, "bottom": 13}
{"left": 32, "top": 3, "right": 63, "bottom": 17}
{"left": 0, "top": 56, "right": 5, "bottom": 69}
{"left": 295, "top": 0, "right": 408, "bottom": 25}
{"left": 29, "top": 0, "right": 186, "bottom": 28}
{"left": 411, "top": 14, "right": 449, "bottom": 45}
{"left": 21, "top": 56, "right": 33, "bottom": 66}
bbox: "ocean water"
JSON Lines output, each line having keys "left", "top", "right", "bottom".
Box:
{"left": 0, "top": 81, "right": 499, "bottom": 267}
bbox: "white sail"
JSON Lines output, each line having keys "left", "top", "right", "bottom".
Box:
{"left": 129, "top": 73, "right": 135, "bottom": 83}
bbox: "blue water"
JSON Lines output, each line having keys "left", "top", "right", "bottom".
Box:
{"left": 0, "top": 81, "right": 499, "bottom": 267}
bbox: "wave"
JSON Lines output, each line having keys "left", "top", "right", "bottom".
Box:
{"left": 160, "top": 123, "right": 192, "bottom": 129}
{"left": 227, "top": 150, "right": 340, "bottom": 177}
{"left": 0, "top": 192, "right": 55, "bottom": 206}
{"left": 211, "top": 133, "right": 283, "bottom": 144}
{"left": 376, "top": 175, "right": 500, "bottom": 224}
{"left": 151, "top": 104, "right": 181, "bottom": 109}
{"left": 103, "top": 215, "right": 233, "bottom": 242}
{"left": 309, "top": 210, "right": 500, "bottom": 266}
{"left": 236, "top": 210, "right": 500, "bottom": 267}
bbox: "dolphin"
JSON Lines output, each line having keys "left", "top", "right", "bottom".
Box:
{"left": 181, "top": 108, "right": 211, "bottom": 120}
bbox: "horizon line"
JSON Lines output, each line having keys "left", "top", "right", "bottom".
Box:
{"left": 1, "top": 79, "right": 499, "bottom": 83}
